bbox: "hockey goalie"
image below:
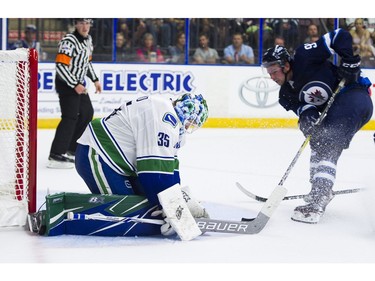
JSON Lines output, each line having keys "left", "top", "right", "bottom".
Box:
{"left": 29, "top": 93, "right": 210, "bottom": 241}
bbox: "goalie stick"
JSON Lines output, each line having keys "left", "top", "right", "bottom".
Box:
{"left": 236, "top": 182, "right": 362, "bottom": 202}
{"left": 67, "top": 212, "right": 165, "bottom": 225}
{"left": 66, "top": 186, "right": 287, "bottom": 235}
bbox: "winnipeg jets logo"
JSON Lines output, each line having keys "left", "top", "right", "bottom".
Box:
{"left": 300, "top": 81, "right": 332, "bottom": 106}
{"left": 303, "top": 88, "right": 325, "bottom": 104}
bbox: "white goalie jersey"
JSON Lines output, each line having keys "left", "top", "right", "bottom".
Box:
{"left": 77, "top": 95, "right": 185, "bottom": 178}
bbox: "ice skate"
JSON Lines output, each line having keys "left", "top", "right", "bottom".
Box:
{"left": 47, "top": 153, "right": 75, "bottom": 169}
{"left": 292, "top": 190, "right": 334, "bottom": 224}
{"left": 303, "top": 187, "right": 319, "bottom": 203}
{"left": 66, "top": 151, "right": 75, "bottom": 161}
{"left": 27, "top": 211, "right": 46, "bottom": 235}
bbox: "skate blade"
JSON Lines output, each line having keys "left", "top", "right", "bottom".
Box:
{"left": 27, "top": 213, "right": 40, "bottom": 233}
{"left": 291, "top": 210, "right": 322, "bottom": 224}
{"left": 47, "top": 160, "right": 74, "bottom": 169}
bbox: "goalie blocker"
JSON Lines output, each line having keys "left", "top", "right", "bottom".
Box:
{"left": 28, "top": 184, "right": 208, "bottom": 240}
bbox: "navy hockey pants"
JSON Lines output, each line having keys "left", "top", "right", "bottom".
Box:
{"left": 310, "top": 86, "right": 373, "bottom": 160}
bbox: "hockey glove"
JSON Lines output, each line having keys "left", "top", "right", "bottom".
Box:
{"left": 181, "top": 186, "right": 210, "bottom": 219}
{"left": 337, "top": 55, "right": 361, "bottom": 85}
{"left": 151, "top": 209, "right": 176, "bottom": 236}
{"left": 298, "top": 108, "right": 320, "bottom": 137}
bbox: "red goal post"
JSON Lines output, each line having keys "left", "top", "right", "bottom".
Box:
{"left": 0, "top": 48, "right": 37, "bottom": 226}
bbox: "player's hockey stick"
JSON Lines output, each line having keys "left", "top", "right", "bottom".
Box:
{"left": 197, "top": 185, "right": 286, "bottom": 234}
{"left": 236, "top": 182, "right": 362, "bottom": 202}
{"left": 237, "top": 79, "right": 346, "bottom": 222}
{"left": 66, "top": 187, "right": 286, "bottom": 235}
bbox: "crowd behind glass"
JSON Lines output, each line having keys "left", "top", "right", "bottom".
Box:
{"left": 7, "top": 18, "right": 375, "bottom": 67}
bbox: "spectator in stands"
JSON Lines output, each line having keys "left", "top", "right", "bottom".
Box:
{"left": 131, "top": 19, "right": 148, "bottom": 46}
{"left": 167, "top": 31, "right": 186, "bottom": 64}
{"left": 155, "top": 18, "right": 179, "bottom": 48}
{"left": 139, "top": 19, "right": 176, "bottom": 49}
{"left": 223, "top": 32, "right": 254, "bottom": 64}
{"left": 117, "top": 19, "right": 132, "bottom": 47}
{"left": 10, "top": 24, "right": 44, "bottom": 60}
{"left": 135, "top": 32, "right": 165, "bottom": 63}
{"left": 270, "top": 18, "right": 299, "bottom": 53}
{"left": 246, "top": 19, "right": 274, "bottom": 50}
{"left": 190, "top": 19, "right": 218, "bottom": 49}
{"left": 229, "top": 18, "right": 248, "bottom": 38}
{"left": 274, "top": 35, "right": 286, "bottom": 47}
{"left": 199, "top": 19, "right": 218, "bottom": 46}
{"left": 326, "top": 18, "right": 348, "bottom": 31}
{"left": 217, "top": 18, "right": 232, "bottom": 49}
{"left": 191, "top": 33, "right": 219, "bottom": 64}
{"left": 304, "top": 24, "right": 320, "bottom": 43}
{"left": 350, "top": 18, "right": 375, "bottom": 59}
{"left": 115, "top": 32, "right": 131, "bottom": 62}
{"left": 371, "top": 29, "right": 375, "bottom": 48}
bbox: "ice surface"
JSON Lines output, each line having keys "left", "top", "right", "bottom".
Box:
{"left": 1, "top": 128, "right": 374, "bottom": 280}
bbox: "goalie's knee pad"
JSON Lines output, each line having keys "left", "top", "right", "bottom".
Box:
{"left": 181, "top": 186, "right": 210, "bottom": 218}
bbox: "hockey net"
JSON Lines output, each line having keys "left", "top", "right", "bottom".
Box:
{"left": 0, "top": 48, "right": 37, "bottom": 227}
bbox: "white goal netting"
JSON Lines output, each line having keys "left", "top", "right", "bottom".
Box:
{"left": 0, "top": 48, "right": 37, "bottom": 226}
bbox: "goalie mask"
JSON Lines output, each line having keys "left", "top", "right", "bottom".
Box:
{"left": 174, "top": 93, "right": 208, "bottom": 133}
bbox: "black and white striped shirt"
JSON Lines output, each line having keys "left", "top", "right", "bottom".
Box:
{"left": 55, "top": 30, "right": 98, "bottom": 88}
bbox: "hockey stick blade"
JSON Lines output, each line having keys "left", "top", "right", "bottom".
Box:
{"left": 197, "top": 185, "right": 287, "bottom": 234}
{"left": 236, "top": 182, "right": 363, "bottom": 202}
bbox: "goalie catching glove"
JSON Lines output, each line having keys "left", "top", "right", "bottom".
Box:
{"left": 150, "top": 209, "right": 176, "bottom": 236}
{"left": 181, "top": 185, "right": 210, "bottom": 219}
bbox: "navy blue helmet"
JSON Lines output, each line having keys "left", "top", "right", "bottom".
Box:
{"left": 262, "top": 45, "right": 291, "bottom": 68}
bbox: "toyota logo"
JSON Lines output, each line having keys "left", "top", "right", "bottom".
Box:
{"left": 239, "top": 76, "right": 280, "bottom": 108}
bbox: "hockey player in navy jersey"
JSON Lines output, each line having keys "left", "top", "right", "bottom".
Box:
{"left": 262, "top": 28, "right": 373, "bottom": 224}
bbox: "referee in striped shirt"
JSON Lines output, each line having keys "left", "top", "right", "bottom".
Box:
{"left": 48, "top": 18, "right": 102, "bottom": 169}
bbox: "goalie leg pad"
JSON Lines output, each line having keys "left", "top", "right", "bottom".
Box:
{"left": 32, "top": 192, "right": 162, "bottom": 237}
{"left": 158, "top": 184, "right": 202, "bottom": 241}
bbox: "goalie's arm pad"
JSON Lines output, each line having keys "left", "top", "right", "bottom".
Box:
{"left": 139, "top": 172, "right": 180, "bottom": 206}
